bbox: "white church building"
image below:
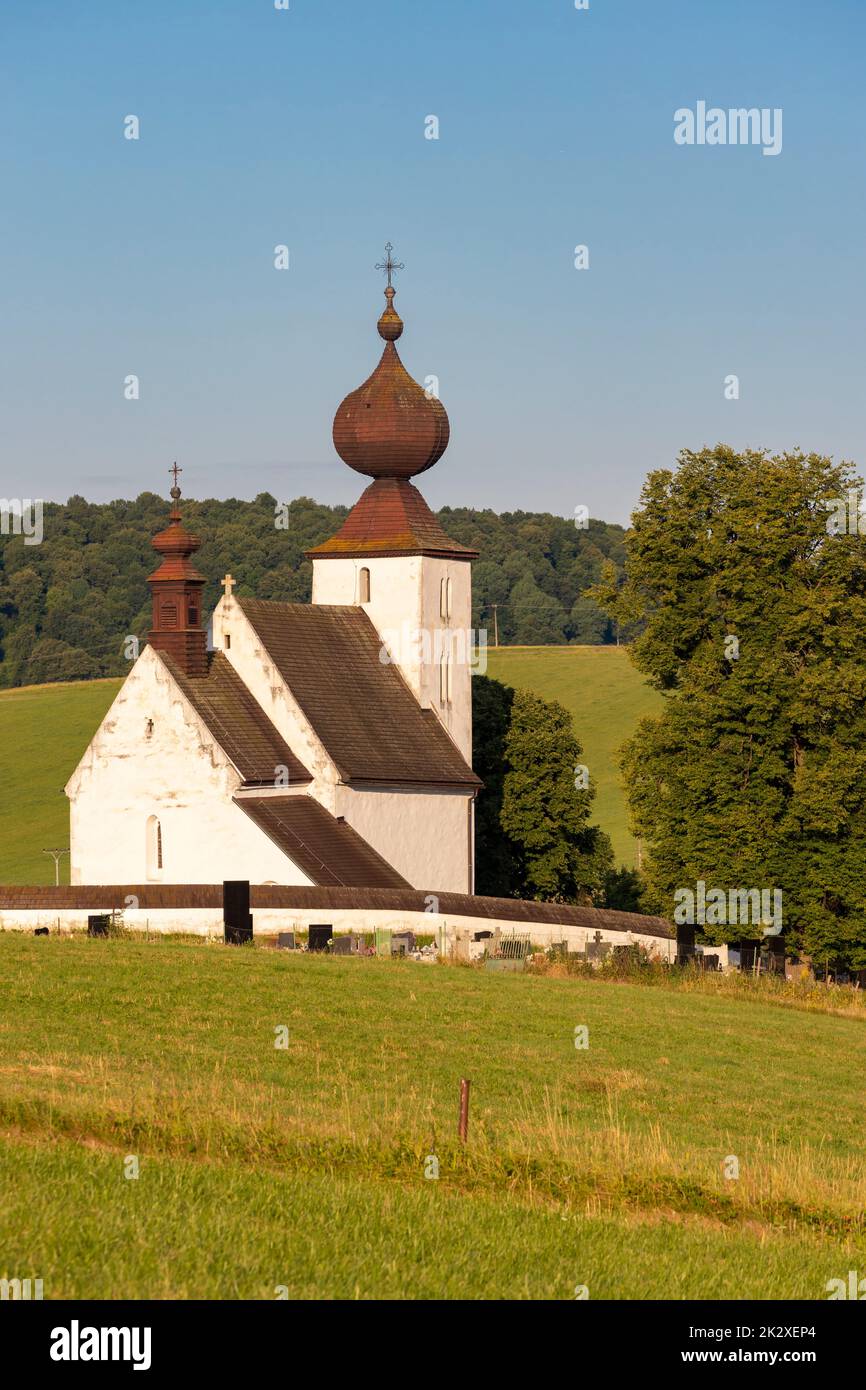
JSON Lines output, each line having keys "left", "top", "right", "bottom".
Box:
{"left": 0, "top": 258, "right": 674, "bottom": 956}
{"left": 65, "top": 270, "right": 482, "bottom": 895}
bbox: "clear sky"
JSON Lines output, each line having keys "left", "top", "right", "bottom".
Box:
{"left": 2, "top": 0, "right": 863, "bottom": 525}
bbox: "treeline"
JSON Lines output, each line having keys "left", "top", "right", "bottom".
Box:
{"left": 0, "top": 493, "right": 626, "bottom": 688}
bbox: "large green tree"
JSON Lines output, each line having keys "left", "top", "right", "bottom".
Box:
{"left": 473, "top": 675, "right": 612, "bottom": 902}
{"left": 594, "top": 445, "right": 866, "bottom": 969}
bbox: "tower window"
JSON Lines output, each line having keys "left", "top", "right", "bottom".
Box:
{"left": 188, "top": 602, "right": 198, "bottom": 626}
{"left": 146, "top": 815, "right": 163, "bottom": 879}
{"left": 440, "top": 575, "right": 452, "bottom": 620}
{"left": 145, "top": 719, "right": 154, "bottom": 740}
{"left": 439, "top": 651, "right": 452, "bottom": 707}
{"left": 359, "top": 567, "right": 371, "bottom": 603}
{"left": 224, "top": 633, "right": 231, "bottom": 650}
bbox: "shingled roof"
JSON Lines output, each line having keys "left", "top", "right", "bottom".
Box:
{"left": 238, "top": 598, "right": 481, "bottom": 788}
{"left": 233, "top": 796, "right": 410, "bottom": 888}
{"left": 306, "top": 478, "right": 477, "bottom": 560}
{"left": 159, "top": 651, "right": 311, "bottom": 788}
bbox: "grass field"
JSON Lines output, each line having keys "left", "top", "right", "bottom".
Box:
{"left": 0, "top": 679, "right": 122, "bottom": 885}
{"left": 0, "top": 934, "right": 864, "bottom": 1300}
{"left": 486, "top": 646, "right": 662, "bottom": 866}
{"left": 0, "top": 648, "right": 658, "bottom": 883}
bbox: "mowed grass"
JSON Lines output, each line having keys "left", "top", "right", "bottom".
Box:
{"left": 0, "top": 679, "right": 121, "bottom": 884}
{"left": 484, "top": 646, "right": 662, "bottom": 867}
{"left": 1, "top": 935, "right": 864, "bottom": 1299}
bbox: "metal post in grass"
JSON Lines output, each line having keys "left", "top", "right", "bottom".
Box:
{"left": 458, "top": 1078, "right": 471, "bottom": 1142}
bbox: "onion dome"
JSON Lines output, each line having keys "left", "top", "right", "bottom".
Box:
{"left": 148, "top": 473, "right": 206, "bottom": 583}
{"left": 147, "top": 466, "right": 208, "bottom": 677}
{"left": 332, "top": 276, "right": 450, "bottom": 481}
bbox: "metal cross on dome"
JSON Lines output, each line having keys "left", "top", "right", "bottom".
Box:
{"left": 375, "top": 242, "right": 404, "bottom": 287}
{"left": 169, "top": 462, "right": 182, "bottom": 496}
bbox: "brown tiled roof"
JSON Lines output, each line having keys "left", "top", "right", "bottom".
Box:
{"left": 238, "top": 598, "right": 480, "bottom": 788}
{"left": 233, "top": 796, "right": 410, "bottom": 888}
{"left": 307, "top": 478, "right": 477, "bottom": 560}
{"left": 0, "top": 884, "right": 673, "bottom": 938}
{"left": 159, "top": 651, "right": 311, "bottom": 787}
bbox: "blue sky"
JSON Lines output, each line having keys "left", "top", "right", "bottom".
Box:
{"left": 1, "top": 0, "right": 863, "bottom": 525}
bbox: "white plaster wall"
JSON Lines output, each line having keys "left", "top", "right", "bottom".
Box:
{"left": 65, "top": 647, "right": 314, "bottom": 887}
{"left": 311, "top": 554, "right": 473, "bottom": 762}
{"left": 335, "top": 783, "right": 472, "bottom": 893}
{"left": 0, "top": 905, "right": 676, "bottom": 960}
{"left": 213, "top": 595, "right": 339, "bottom": 811}
{"left": 215, "top": 590, "right": 474, "bottom": 890}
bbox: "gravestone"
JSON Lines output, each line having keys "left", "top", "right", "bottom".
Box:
{"left": 585, "top": 930, "right": 610, "bottom": 963}
{"left": 308, "top": 924, "right": 333, "bottom": 952}
{"left": 276, "top": 932, "right": 296, "bottom": 950}
{"left": 223, "top": 881, "right": 253, "bottom": 945}
{"left": 87, "top": 914, "right": 110, "bottom": 937}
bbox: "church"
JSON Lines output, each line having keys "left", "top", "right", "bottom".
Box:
{"left": 65, "top": 262, "right": 483, "bottom": 894}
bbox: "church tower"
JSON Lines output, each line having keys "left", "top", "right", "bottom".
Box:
{"left": 308, "top": 248, "right": 477, "bottom": 762}
{"left": 146, "top": 466, "right": 208, "bottom": 677}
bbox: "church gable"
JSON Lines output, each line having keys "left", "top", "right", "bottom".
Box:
{"left": 160, "top": 650, "right": 311, "bottom": 789}
{"left": 236, "top": 597, "right": 480, "bottom": 788}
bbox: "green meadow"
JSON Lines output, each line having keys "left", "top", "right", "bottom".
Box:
{"left": 0, "top": 935, "right": 863, "bottom": 1299}
{"left": 0, "top": 678, "right": 122, "bottom": 885}
{"left": 485, "top": 646, "right": 662, "bottom": 866}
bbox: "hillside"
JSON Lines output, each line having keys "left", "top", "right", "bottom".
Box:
{"left": 0, "top": 648, "right": 657, "bottom": 884}
{"left": 0, "top": 679, "right": 122, "bottom": 884}
{"left": 1, "top": 935, "right": 863, "bottom": 1299}
{"left": 0, "top": 493, "right": 627, "bottom": 688}
{"left": 485, "top": 646, "right": 662, "bottom": 866}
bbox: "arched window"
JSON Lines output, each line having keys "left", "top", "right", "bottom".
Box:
{"left": 359, "top": 567, "right": 371, "bottom": 604}
{"left": 440, "top": 575, "right": 452, "bottom": 620}
{"left": 439, "top": 651, "right": 453, "bottom": 707}
{"left": 146, "top": 815, "right": 163, "bottom": 880}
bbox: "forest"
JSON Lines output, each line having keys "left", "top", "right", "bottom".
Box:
{"left": 0, "top": 493, "right": 626, "bottom": 687}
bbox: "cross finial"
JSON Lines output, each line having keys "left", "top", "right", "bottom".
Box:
{"left": 222, "top": 573, "right": 236, "bottom": 599}
{"left": 169, "top": 462, "right": 182, "bottom": 499}
{"left": 375, "top": 242, "right": 404, "bottom": 288}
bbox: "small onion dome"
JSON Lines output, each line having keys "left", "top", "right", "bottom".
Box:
{"left": 332, "top": 286, "right": 450, "bottom": 480}
{"left": 148, "top": 484, "right": 206, "bottom": 582}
